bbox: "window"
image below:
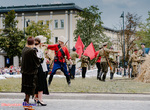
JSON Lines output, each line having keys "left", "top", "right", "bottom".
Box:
{"left": 60, "top": 19, "right": 64, "bottom": 28}
{"left": 54, "top": 20, "right": 58, "bottom": 28}
{"left": 55, "top": 37, "right": 58, "bottom": 43}
{"left": 46, "top": 20, "right": 49, "bottom": 27}
{"left": 26, "top": 21, "right": 29, "bottom": 27}
{"left": 41, "top": 21, "right": 43, "bottom": 25}
{"left": 26, "top": 20, "right": 30, "bottom": 27}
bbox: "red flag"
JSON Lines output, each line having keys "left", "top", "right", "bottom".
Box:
{"left": 83, "top": 42, "right": 96, "bottom": 60}
{"left": 75, "top": 36, "right": 85, "bottom": 58}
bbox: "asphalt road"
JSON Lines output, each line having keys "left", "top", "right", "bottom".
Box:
{"left": 0, "top": 99, "right": 150, "bottom": 110}
{"left": 0, "top": 93, "right": 150, "bottom": 110}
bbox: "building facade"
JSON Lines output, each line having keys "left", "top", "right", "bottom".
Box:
{"left": 0, "top": 3, "right": 121, "bottom": 68}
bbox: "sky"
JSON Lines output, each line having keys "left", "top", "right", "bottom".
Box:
{"left": 1, "top": 0, "right": 150, "bottom": 30}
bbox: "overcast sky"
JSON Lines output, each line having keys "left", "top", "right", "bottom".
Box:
{"left": 1, "top": 0, "right": 150, "bottom": 29}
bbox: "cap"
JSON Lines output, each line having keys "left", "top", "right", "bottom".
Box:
{"left": 134, "top": 48, "right": 138, "bottom": 51}
{"left": 72, "top": 47, "right": 76, "bottom": 51}
{"left": 102, "top": 42, "right": 108, "bottom": 46}
{"left": 99, "top": 44, "right": 102, "bottom": 49}
{"left": 141, "top": 43, "right": 145, "bottom": 45}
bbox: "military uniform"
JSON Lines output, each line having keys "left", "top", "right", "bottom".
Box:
{"left": 96, "top": 42, "right": 118, "bottom": 81}
{"left": 81, "top": 55, "right": 89, "bottom": 78}
{"left": 109, "top": 52, "right": 118, "bottom": 79}
{"left": 70, "top": 50, "right": 79, "bottom": 79}
{"left": 128, "top": 49, "right": 140, "bottom": 78}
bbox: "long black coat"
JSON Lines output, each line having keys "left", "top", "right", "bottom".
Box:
{"left": 21, "top": 47, "right": 40, "bottom": 95}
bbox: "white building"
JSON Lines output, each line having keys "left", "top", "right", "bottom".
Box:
{"left": 0, "top": 3, "right": 121, "bottom": 67}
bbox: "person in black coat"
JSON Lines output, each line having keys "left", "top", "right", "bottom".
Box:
{"left": 21, "top": 37, "right": 40, "bottom": 104}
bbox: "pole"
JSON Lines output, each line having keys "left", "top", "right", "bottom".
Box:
{"left": 24, "top": 16, "right": 25, "bottom": 39}
{"left": 122, "top": 11, "right": 126, "bottom": 76}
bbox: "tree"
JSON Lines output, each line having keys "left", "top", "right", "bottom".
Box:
{"left": 74, "top": 6, "right": 109, "bottom": 68}
{"left": 125, "top": 12, "right": 141, "bottom": 62}
{"left": 118, "top": 12, "right": 141, "bottom": 66}
{"left": 136, "top": 11, "right": 150, "bottom": 47}
{"left": 25, "top": 20, "right": 52, "bottom": 43}
{"left": 74, "top": 5, "right": 109, "bottom": 51}
{"left": 0, "top": 10, "right": 24, "bottom": 58}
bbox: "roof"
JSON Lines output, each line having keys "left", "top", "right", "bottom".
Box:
{"left": 103, "top": 26, "right": 120, "bottom": 33}
{"left": 0, "top": 3, "right": 83, "bottom": 13}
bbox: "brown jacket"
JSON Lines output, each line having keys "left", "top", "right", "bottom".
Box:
{"left": 81, "top": 55, "right": 89, "bottom": 67}
{"left": 96, "top": 47, "right": 118, "bottom": 63}
{"left": 21, "top": 47, "right": 40, "bottom": 75}
{"left": 70, "top": 51, "right": 79, "bottom": 65}
{"left": 129, "top": 53, "right": 140, "bottom": 66}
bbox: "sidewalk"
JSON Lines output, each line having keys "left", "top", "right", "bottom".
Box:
{"left": 0, "top": 92, "right": 150, "bottom": 101}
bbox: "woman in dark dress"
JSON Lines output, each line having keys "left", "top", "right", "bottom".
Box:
{"left": 34, "top": 37, "right": 49, "bottom": 106}
{"left": 21, "top": 37, "right": 40, "bottom": 104}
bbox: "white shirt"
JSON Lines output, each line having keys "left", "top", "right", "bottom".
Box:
{"left": 36, "top": 46, "right": 48, "bottom": 72}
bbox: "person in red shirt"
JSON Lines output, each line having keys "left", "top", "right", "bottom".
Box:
{"left": 95, "top": 45, "right": 102, "bottom": 80}
{"left": 43, "top": 36, "right": 72, "bottom": 86}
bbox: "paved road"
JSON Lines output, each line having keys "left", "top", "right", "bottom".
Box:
{"left": 0, "top": 93, "right": 150, "bottom": 110}
{"left": 0, "top": 99, "right": 150, "bottom": 110}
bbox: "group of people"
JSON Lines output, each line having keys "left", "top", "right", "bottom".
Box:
{"left": 21, "top": 34, "right": 147, "bottom": 109}
{"left": 95, "top": 42, "right": 149, "bottom": 81}
{"left": 0, "top": 66, "right": 21, "bottom": 75}
{"left": 21, "top": 35, "right": 79, "bottom": 108}
{"left": 21, "top": 36, "right": 49, "bottom": 108}
{"left": 128, "top": 43, "right": 148, "bottom": 78}
{"left": 95, "top": 42, "right": 119, "bottom": 81}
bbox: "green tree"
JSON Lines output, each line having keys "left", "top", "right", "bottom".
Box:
{"left": 124, "top": 12, "right": 141, "bottom": 62}
{"left": 74, "top": 5, "right": 109, "bottom": 51}
{"left": 118, "top": 12, "right": 141, "bottom": 67}
{"left": 74, "top": 6, "right": 109, "bottom": 68}
{"left": 136, "top": 11, "right": 150, "bottom": 47}
{"left": 0, "top": 10, "right": 24, "bottom": 58}
{"left": 25, "top": 20, "right": 52, "bottom": 43}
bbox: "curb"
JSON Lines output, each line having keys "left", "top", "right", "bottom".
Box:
{"left": 0, "top": 93, "right": 150, "bottom": 101}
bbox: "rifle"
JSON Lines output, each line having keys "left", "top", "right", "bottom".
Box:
{"left": 103, "top": 48, "right": 113, "bottom": 71}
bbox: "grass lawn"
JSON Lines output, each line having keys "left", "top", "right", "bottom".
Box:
{"left": 0, "top": 77, "right": 150, "bottom": 93}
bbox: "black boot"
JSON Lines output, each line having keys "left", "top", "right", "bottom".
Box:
{"left": 66, "top": 75, "right": 71, "bottom": 86}
{"left": 110, "top": 72, "right": 114, "bottom": 80}
{"left": 102, "top": 74, "right": 106, "bottom": 82}
{"left": 48, "top": 75, "right": 53, "bottom": 86}
{"left": 98, "top": 72, "right": 102, "bottom": 81}
{"left": 131, "top": 74, "right": 134, "bottom": 78}
{"left": 97, "top": 74, "right": 99, "bottom": 80}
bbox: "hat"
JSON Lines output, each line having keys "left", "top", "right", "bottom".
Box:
{"left": 99, "top": 44, "right": 102, "bottom": 49}
{"left": 102, "top": 42, "right": 108, "bottom": 46}
{"left": 35, "top": 35, "right": 47, "bottom": 43}
{"left": 141, "top": 43, "right": 145, "bottom": 45}
{"left": 134, "top": 48, "right": 138, "bottom": 51}
{"left": 72, "top": 47, "right": 76, "bottom": 51}
{"left": 58, "top": 36, "right": 66, "bottom": 43}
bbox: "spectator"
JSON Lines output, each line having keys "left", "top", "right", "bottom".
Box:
{"left": 34, "top": 37, "right": 49, "bottom": 106}
{"left": 21, "top": 37, "right": 40, "bottom": 104}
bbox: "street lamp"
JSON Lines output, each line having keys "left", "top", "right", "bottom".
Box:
{"left": 24, "top": 17, "right": 30, "bottom": 39}
{"left": 120, "top": 11, "right": 126, "bottom": 76}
